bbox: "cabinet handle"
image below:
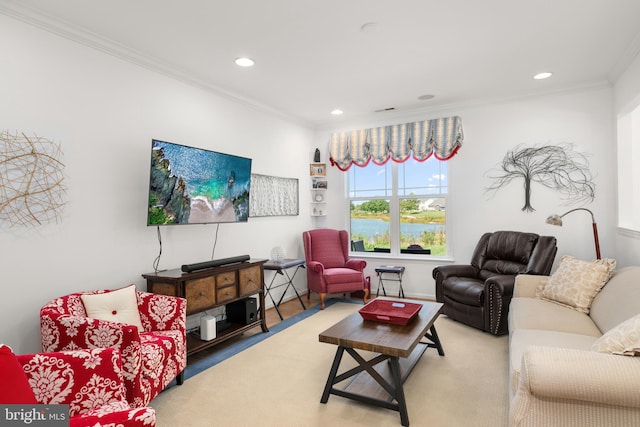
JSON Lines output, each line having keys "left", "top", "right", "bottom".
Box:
{"left": 200, "top": 291, "right": 205, "bottom": 296}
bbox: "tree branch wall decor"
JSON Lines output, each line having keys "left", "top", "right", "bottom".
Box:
{"left": 485, "top": 143, "right": 595, "bottom": 212}
{"left": 0, "top": 130, "right": 66, "bottom": 226}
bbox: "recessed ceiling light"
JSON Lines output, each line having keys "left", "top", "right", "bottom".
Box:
{"left": 533, "top": 72, "right": 552, "bottom": 80}
{"left": 331, "top": 109, "right": 343, "bottom": 115}
{"left": 235, "top": 57, "right": 255, "bottom": 67}
{"left": 418, "top": 94, "right": 435, "bottom": 100}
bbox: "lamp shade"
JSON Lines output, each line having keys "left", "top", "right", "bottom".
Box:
{"left": 545, "top": 208, "right": 600, "bottom": 259}
{"left": 545, "top": 214, "right": 563, "bottom": 226}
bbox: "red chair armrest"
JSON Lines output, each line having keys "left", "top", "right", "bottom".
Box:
{"left": 41, "top": 312, "right": 140, "bottom": 352}
{"left": 307, "top": 261, "right": 325, "bottom": 273}
{"left": 345, "top": 258, "right": 366, "bottom": 271}
{"left": 136, "top": 291, "right": 186, "bottom": 332}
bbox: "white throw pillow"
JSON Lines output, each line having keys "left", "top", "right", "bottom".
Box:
{"left": 591, "top": 314, "right": 640, "bottom": 356}
{"left": 537, "top": 255, "right": 616, "bottom": 313}
{"left": 81, "top": 285, "right": 144, "bottom": 332}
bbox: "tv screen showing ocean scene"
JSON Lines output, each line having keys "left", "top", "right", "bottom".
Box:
{"left": 147, "top": 139, "right": 252, "bottom": 225}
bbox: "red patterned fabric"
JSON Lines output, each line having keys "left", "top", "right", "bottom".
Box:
{"left": 303, "top": 229, "right": 368, "bottom": 309}
{"left": 40, "top": 288, "right": 186, "bottom": 408}
{"left": 0, "top": 345, "right": 37, "bottom": 403}
{"left": 15, "top": 348, "right": 156, "bottom": 427}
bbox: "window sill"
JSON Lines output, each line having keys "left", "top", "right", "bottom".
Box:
{"left": 350, "top": 251, "right": 454, "bottom": 263}
{"left": 617, "top": 227, "right": 640, "bottom": 239}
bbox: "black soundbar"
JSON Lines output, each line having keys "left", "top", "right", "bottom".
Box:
{"left": 181, "top": 255, "right": 250, "bottom": 273}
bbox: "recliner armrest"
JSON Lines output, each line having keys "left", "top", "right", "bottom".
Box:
{"left": 485, "top": 274, "right": 517, "bottom": 296}
{"left": 433, "top": 264, "right": 479, "bottom": 303}
{"left": 432, "top": 264, "right": 478, "bottom": 281}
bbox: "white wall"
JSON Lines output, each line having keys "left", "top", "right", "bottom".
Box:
{"left": 0, "top": 15, "right": 315, "bottom": 353}
{"left": 315, "top": 85, "right": 617, "bottom": 299}
{"left": 613, "top": 50, "right": 640, "bottom": 267}
{"left": 2, "top": 11, "right": 633, "bottom": 354}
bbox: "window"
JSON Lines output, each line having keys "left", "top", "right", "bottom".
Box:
{"left": 347, "top": 156, "right": 448, "bottom": 256}
{"left": 617, "top": 101, "right": 640, "bottom": 233}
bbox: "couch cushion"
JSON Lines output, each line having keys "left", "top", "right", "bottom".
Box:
{"left": 442, "top": 277, "right": 485, "bottom": 306}
{"left": 81, "top": 285, "right": 144, "bottom": 332}
{"left": 509, "top": 329, "right": 598, "bottom": 395}
{"left": 508, "top": 297, "right": 602, "bottom": 336}
{"left": 536, "top": 256, "right": 616, "bottom": 314}
{"left": 324, "top": 268, "right": 363, "bottom": 285}
{"left": 591, "top": 266, "right": 640, "bottom": 334}
{"left": 591, "top": 314, "right": 640, "bottom": 356}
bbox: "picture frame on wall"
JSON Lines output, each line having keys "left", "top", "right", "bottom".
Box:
{"left": 312, "top": 178, "right": 328, "bottom": 189}
{"left": 310, "top": 163, "right": 326, "bottom": 176}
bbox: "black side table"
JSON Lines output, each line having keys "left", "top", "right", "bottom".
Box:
{"left": 375, "top": 265, "right": 406, "bottom": 298}
{"left": 264, "top": 258, "right": 306, "bottom": 320}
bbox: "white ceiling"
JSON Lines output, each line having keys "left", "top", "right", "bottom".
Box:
{"left": 2, "top": 0, "right": 640, "bottom": 128}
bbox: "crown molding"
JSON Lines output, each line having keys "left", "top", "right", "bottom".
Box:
{"left": 315, "top": 81, "right": 612, "bottom": 132}
{"left": 608, "top": 30, "right": 640, "bottom": 84}
{"left": 0, "top": 1, "right": 314, "bottom": 129}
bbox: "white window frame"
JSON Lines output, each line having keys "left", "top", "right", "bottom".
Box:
{"left": 344, "top": 158, "right": 451, "bottom": 259}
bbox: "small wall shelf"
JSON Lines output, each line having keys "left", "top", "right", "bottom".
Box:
{"left": 310, "top": 164, "right": 327, "bottom": 220}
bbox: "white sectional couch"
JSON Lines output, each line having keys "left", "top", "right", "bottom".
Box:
{"left": 508, "top": 265, "right": 640, "bottom": 426}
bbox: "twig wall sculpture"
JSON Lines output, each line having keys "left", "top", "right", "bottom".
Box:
{"left": 485, "top": 143, "right": 595, "bottom": 212}
{"left": 0, "top": 130, "right": 66, "bottom": 226}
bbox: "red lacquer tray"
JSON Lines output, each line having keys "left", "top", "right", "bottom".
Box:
{"left": 359, "top": 299, "right": 422, "bottom": 325}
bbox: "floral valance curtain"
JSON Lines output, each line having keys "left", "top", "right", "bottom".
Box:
{"left": 329, "top": 116, "right": 464, "bottom": 171}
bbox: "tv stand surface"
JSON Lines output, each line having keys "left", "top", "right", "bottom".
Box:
{"left": 142, "top": 258, "right": 268, "bottom": 357}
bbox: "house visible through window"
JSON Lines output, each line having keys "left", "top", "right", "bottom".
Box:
{"left": 347, "top": 156, "right": 448, "bottom": 256}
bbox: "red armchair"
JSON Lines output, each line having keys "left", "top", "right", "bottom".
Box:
{"left": 1, "top": 345, "right": 156, "bottom": 427}
{"left": 303, "top": 229, "right": 369, "bottom": 309}
{"left": 40, "top": 286, "right": 186, "bottom": 408}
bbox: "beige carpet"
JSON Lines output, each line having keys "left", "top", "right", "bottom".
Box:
{"left": 151, "top": 302, "right": 509, "bottom": 427}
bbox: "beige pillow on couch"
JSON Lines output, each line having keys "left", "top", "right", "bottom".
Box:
{"left": 592, "top": 314, "right": 640, "bottom": 356}
{"left": 80, "top": 284, "right": 144, "bottom": 331}
{"left": 536, "top": 255, "right": 616, "bottom": 313}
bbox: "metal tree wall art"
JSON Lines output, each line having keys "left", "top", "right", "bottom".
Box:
{"left": 0, "top": 130, "right": 66, "bottom": 226}
{"left": 485, "top": 143, "right": 595, "bottom": 212}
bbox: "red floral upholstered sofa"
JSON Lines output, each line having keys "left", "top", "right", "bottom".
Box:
{"left": 40, "top": 285, "right": 186, "bottom": 407}
{"left": 1, "top": 345, "right": 156, "bottom": 427}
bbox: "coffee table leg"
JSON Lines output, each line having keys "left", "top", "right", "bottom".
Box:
{"left": 321, "top": 346, "right": 345, "bottom": 403}
{"left": 389, "top": 356, "right": 410, "bottom": 426}
{"left": 425, "top": 325, "right": 445, "bottom": 356}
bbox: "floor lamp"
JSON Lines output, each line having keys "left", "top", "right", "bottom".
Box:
{"left": 545, "top": 208, "right": 601, "bottom": 259}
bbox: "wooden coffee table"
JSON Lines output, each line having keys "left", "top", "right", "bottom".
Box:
{"left": 319, "top": 297, "right": 444, "bottom": 426}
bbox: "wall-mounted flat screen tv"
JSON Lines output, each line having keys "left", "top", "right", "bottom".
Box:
{"left": 147, "top": 139, "right": 252, "bottom": 225}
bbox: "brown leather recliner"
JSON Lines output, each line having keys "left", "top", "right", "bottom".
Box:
{"left": 433, "top": 231, "right": 557, "bottom": 335}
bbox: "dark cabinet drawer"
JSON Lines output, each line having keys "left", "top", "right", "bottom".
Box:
{"left": 185, "top": 276, "right": 216, "bottom": 314}
{"left": 239, "top": 266, "right": 261, "bottom": 295}
{"left": 216, "top": 272, "right": 236, "bottom": 288}
{"left": 216, "top": 284, "right": 237, "bottom": 303}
